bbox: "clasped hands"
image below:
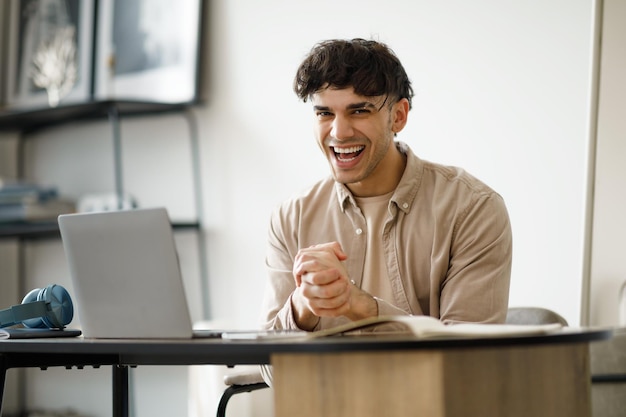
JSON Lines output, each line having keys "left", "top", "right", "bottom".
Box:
{"left": 291, "top": 241, "right": 378, "bottom": 331}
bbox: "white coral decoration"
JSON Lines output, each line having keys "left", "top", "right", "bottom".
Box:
{"left": 31, "top": 26, "right": 78, "bottom": 107}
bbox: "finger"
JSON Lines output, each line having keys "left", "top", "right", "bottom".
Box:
{"left": 308, "top": 294, "right": 352, "bottom": 317}
{"left": 294, "top": 261, "right": 339, "bottom": 283}
{"left": 299, "top": 269, "right": 346, "bottom": 286}
{"left": 307, "top": 242, "right": 348, "bottom": 261}
{"left": 328, "top": 241, "right": 348, "bottom": 261}
{"left": 305, "top": 291, "right": 351, "bottom": 316}
{"left": 300, "top": 274, "right": 349, "bottom": 298}
{"left": 293, "top": 251, "right": 347, "bottom": 278}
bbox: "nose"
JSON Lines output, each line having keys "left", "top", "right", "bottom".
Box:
{"left": 330, "top": 115, "right": 354, "bottom": 140}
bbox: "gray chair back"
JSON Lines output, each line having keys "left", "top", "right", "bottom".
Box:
{"left": 506, "top": 307, "right": 568, "bottom": 326}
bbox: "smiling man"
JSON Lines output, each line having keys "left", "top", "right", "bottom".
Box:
{"left": 260, "top": 39, "right": 512, "bottom": 354}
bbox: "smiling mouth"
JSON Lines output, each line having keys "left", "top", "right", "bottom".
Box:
{"left": 332, "top": 145, "right": 365, "bottom": 162}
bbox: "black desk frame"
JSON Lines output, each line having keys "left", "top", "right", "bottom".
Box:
{"left": 0, "top": 329, "right": 612, "bottom": 417}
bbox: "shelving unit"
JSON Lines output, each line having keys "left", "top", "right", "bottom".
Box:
{"left": 0, "top": 220, "right": 202, "bottom": 239}
{"left": 0, "top": 100, "right": 189, "bottom": 133}
{"left": 0, "top": 100, "right": 204, "bottom": 238}
{"left": 0, "top": 99, "right": 209, "bottom": 319}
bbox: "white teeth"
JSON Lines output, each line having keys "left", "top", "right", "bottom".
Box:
{"left": 333, "top": 146, "right": 364, "bottom": 154}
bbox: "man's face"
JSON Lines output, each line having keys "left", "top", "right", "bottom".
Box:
{"left": 311, "top": 87, "right": 403, "bottom": 196}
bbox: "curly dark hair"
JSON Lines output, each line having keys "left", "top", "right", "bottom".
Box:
{"left": 293, "top": 38, "right": 414, "bottom": 109}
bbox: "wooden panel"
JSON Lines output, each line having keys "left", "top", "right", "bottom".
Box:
{"left": 442, "top": 344, "right": 591, "bottom": 417}
{"left": 271, "top": 343, "right": 591, "bottom": 417}
{"left": 272, "top": 350, "right": 445, "bottom": 417}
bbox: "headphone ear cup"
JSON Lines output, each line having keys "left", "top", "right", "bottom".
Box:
{"left": 21, "top": 288, "right": 46, "bottom": 329}
{"left": 39, "top": 284, "right": 73, "bottom": 329}
{"left": 22, "top": 288, "right": 41, "bottom": 303}
{"left": 21, "top": 285, "right": 74, "bottom": 329}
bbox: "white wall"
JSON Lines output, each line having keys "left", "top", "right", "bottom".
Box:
{"left": 198, "top": 0, "right": 596, "bottom": 327}
{"left": 2, "top": 0, "right": 602, "bottom": 416}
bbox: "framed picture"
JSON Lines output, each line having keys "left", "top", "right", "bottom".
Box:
{"left": 94, "top": 0, "right": 204, "bottom": 104}
{"left": 4, "top": 0, "right": 95, "bottom": 110}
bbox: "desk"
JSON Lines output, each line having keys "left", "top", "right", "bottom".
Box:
{"left": 590, "top": 327, "right": 626, "bottom": 416}
{"left": 0, "top": 329, "right": 611, "bottom": 417}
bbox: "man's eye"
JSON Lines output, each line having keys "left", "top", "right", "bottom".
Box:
{"left": 353, "top": 108, "right": 370, "bottom": 115}
{"left": 316, "top": 112, "right": 333, "bottom": 118}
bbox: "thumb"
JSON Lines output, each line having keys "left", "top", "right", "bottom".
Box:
{"left": 330, "top": 241, "right": 348, "bottom": 261}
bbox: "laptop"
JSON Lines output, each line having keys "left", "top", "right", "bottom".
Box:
{"left": 58, "top": 207, "right": 219, "bottom": 339}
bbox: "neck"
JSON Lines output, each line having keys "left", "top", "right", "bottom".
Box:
{"left": 347, "top": 143, "right": 407, "bottom": 197}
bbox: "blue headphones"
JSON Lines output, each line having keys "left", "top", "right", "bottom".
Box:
{"left": 0, "top": 284, "right": 73, "bottom": 329}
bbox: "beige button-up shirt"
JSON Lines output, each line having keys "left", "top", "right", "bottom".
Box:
{"left": 261, "top": 142, "right": 512, "bottom": 331}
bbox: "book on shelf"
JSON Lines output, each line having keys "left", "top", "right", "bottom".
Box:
{"left": 0, "top": 178, "right": 58, "bottom": 204}
{"left": 0, "top": 198, "right": 76, "bottom": 223}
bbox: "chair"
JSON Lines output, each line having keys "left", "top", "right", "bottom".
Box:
{"left": 216, "top": 306, "right": 568, "bottom": 417}
{"left": 216, "top": 368, "right": 267, "bottom": 417}
{"left": 505, "top": 306, "right": 569, "bottom": 326}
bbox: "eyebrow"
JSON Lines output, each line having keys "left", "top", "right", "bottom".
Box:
{"left": 313, "top": 101, "right": 378, "bottom": 112}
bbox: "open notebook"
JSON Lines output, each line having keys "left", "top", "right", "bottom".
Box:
{"left": 58, "top": 207, "right": 220, "bottom": 339}
{"left": 222, "top": 315, "right": 563, "bottom": 340}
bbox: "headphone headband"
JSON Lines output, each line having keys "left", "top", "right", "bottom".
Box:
{"left": 0, "top": 285, "right": 73, "bottom": 329}
{"left": 0, "top": 301, "right": 48, "bottom": 328}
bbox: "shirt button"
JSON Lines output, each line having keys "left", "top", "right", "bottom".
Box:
{"left": 356, "top": 228, "right": 363, "bottom": 235}
{"left": 402, "top": 203, "right": 409, "bottom": 209}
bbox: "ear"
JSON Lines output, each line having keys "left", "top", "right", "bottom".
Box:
{"left": 391, "top": 98, "right": 410, "bottom": 134}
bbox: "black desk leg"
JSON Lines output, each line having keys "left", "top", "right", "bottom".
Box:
{"left": 113, "top": 365, "right": 129, "bottom": 417}
{"left": 0, "top": 356, "right": 6, "bottom": 416}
